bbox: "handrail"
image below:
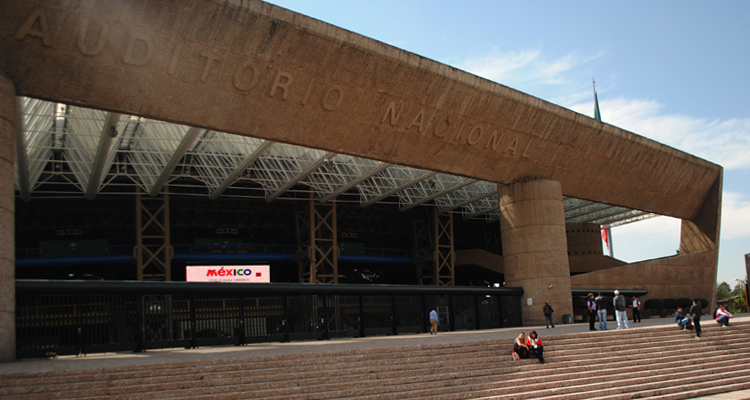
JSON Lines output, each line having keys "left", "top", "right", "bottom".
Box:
{"left": 16, "top": 279, "right": 524, "bottom": 296}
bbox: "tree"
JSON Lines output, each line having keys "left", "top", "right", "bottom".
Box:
{"left": 733, "top": 282, "right": 748, "bottom": 312}
{"left": 716, "top": 281, "right": 732, "bottom": 301}
{"left": 732, "top": 283, "right": 744, "bottom": 297}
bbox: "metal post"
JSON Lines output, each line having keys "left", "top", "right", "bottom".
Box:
{"left": 322, "top": 294, "right": 329, "bottom": 340}
{"left": 391, "top": 294, "right": 398, "bottom": 336}
{"left": 237, "top": 294, "right": 246, "bottom": 346}
{"left": 189, "top": 293, "right": 197, "bottom": 349}
{"left": 283, "top": 294, "right": 290, "bottom": 342}
{"left": 136, "top": 295, "right": 145, "bottom": 352}
{"left": 474, "top": 294, "right": 481, "bottom": 330}
{"left": 358, "top": 294, "right": 366, "bottom": 338}
{"left": 422, "top": 294, "right": 428, "bottom": 333}
{"left": 76, "top": 294, "right": 83, "bottom": 356}
{"left": 449, "top": 295, "right": 456, "bottom": 332}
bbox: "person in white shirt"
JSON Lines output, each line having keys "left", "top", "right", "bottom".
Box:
{"left": 715, "top": 305, "right": 733, "bottom": 327}
{"left": 631, "top": 296, "right": 642, "bottom": 323}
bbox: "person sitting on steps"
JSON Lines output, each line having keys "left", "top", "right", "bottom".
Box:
{"left": 675, "top": 307, "right": 693, "bottom": 330}
{"left": 715, "top": 305, "right": 733, "bottom": 327}
{"left": 514, "top": 332, "right": 530, "bottom": 359}
{"left": 526, "top": 330, "right": 545, "bottom": 364}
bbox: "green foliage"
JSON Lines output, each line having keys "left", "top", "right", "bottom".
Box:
{"left": 716, "top": 282, "right": 732, "bottom": 300}
{"left": 678, "top": 298, "right": 693, "bottom": 309}
{"left": 698, "top": 299, "right": 710, "bottom": 309}
{"left": 644, "top": 298, "right": 664, "bottom": 310}
{"left": 663, "top": 298, "right": 679, "bottom": 309}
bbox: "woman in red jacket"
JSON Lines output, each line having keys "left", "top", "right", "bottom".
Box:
{"left": 526, "top": 330, "right": 545, "bottom": 364}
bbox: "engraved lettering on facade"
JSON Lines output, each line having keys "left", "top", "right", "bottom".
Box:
{"left": 521, "top": 139, "right": 532, "bottom": 158}
{"left": 232, "top": 62, "right": 259, "bottom": 91}
{"left": 484, "top": 130, "right": 503, "bottom": 150}
{"left": 76, "top": 18, "right": 108, "bottom": 56}
{"left": 451, "top": 120, "right": 466, "bottom": 142}
{"left": 198, "top": 50, "right": 222, "bottom": 82}
{"left": 270, "top": 70, "right": 294, "bottom": 100}
{"left": 380, "top": 101, "right": 403, "bottom": 125}
{"left": 405, "top": 108, "right": 426, "bottom": 132}
{"left": 15, "top": 9, "right": 51, "bottom": 46}
{"left": 168, "top": 43, "right": 183, "bottom": 75}
{"left": 123, "top": 31, "right": 154, "bottom": 66}
{"left": 322, "top": 85, "right": 344, "bottom": 111}
{"left": 503, "top": 135, "right": 519, "bottom": 156}
{"left": 301, "top": 80, "right": 314, "bottom": 105}
{"left": 466, "top": 125, "right": 483, "bottom": 145}
{"left": 433, "top": 115, "right": 450, "bottom": 138}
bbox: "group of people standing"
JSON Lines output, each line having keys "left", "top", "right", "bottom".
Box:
{"left": 585, "top": 290, "right": 641, "bottom": 331}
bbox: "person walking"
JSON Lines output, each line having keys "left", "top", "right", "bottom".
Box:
{"left": 429, "top": 308, "right": 438, "bottom": 335}
{"left": 587, "top": 293, "right": 597, "bottom": 331}
{"left": 543, "top": 301, "right": 555, "bottom": 329}
{"left": 689, "top": 299, "right": 702, "bottom": 338}
{"left": 631, "top": 296, "right": 642, "bottom": 323}
{"left": 595, "top": 292, "right": 609, "bottom": 330}
{"left": 613, "top": 290, "right": 629, "bottom": 329}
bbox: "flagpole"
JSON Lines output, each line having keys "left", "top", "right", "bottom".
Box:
{"left": 594, "top": 81, "right": 613, "bottom": 258}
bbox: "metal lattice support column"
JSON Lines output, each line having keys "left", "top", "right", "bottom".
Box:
{"left": 135, "top": 186, "right": 172, "bottom": 281}
{"left": 413, "top": 209, "right": 455, "bottom": 285}
{"left": 296, "top": 196, "right": 339, "bottom": 284}
{"left": 412, "top": 212, "right": 435, "bottom": 285}
{"left": 435, "top": 211, "right": 455, "bottom": 286}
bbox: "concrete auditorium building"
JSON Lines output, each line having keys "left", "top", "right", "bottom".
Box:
{"left": 0, "top": 0, "right": 722, "bottom": 361}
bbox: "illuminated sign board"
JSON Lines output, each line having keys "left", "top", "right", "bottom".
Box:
{"left": 186, "top": 265, "right": 270, "bottom": 283}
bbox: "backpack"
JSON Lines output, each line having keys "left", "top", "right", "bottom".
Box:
{"left": 615, "top": 295, "right": 626, "bottom": 311}
{"left": 543, "top": 304, "right": 553, "bottom": 316}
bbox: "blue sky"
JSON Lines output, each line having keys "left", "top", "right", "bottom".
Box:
{"left": 265, "top": 0, "right": 750, "bottom": 285}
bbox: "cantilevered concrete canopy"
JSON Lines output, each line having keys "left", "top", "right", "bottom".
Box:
{"left": 0, "top": 0, "right": 723, "bottom": 360}
{"left": 0, "top": 0, "right": 721, "bottom": 221}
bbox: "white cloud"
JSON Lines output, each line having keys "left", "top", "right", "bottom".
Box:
{"left": 721, "top": 191, "right": 750, "bottom": 241}
{"left": 609, "top": 216, "right": 681, "bottom": 263}
{"left": 569, "top": 98, "right": 750, "bottom": 171}
{"left": 459, "top": 48, "right": 606, "bottom": 106}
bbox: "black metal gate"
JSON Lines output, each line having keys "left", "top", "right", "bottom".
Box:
{"left": 15, "top": 280, "right": 523, "bottom": 359}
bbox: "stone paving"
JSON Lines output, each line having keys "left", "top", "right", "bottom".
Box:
{"left": 1, "top": 313, "right": 749, "bottom": 400}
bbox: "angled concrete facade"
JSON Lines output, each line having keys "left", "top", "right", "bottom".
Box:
{"left": 0, "top": 0, "right": 722, "bottom": 359}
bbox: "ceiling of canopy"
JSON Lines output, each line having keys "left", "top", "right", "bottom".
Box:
{"left": 13, "top": 97, "right": 655, "bottom": 227}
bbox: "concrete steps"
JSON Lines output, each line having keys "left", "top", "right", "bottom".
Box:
{"left": 2, "top": 321, "right": 750, "bottom": 399}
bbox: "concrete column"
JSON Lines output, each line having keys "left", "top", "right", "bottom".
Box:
{"left": 498, "top": 180, "right": 573, "bottom": 326}
{"left": 0, "top": 74, "right": 16, "bottom": 361}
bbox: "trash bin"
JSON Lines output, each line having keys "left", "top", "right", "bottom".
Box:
{"left": 563, "top": 314, "right": 572, "bottom": 324}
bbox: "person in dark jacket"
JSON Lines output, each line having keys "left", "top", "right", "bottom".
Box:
{"left": 613, "top": 290, "right": 629, "bottom": 330}
{"left": 689, "top": 299, "right": 703, "bottom": 338}
{"left": 543, "top": 301, "right": 555, "bottom": 329}
{"left": 514, "top": 332, "right": 530, "bottom": 359}
{"left": 587, "top": 293, "right": 597, "bottom": 331}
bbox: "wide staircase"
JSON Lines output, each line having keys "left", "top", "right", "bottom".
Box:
{"left": 2, "top": 321, "right": 750, "bottom": 399}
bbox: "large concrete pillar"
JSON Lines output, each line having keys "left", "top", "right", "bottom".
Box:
{"left": 498, "top": 180, "right": 573, "bottom": 326}
{"left": 0, "top": 74, "right": 16, "bottom": 361}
